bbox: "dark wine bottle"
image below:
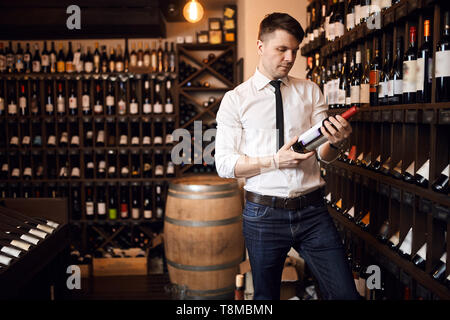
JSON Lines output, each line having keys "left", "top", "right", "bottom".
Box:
{"left": 402, "top": 26, "right": 417, "bottom": 104}
{"left": 417, "top": 19, "right": 432, "bottom": 103}
{"left": 436, "top": 11, "right": 450, "bottom": 102}
{"left": 370, "top": 39, "right": 381, "bottom": 106}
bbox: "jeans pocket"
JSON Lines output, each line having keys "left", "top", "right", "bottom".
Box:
{"left": 243, "top": 201, "right": 270, "bottom": 220}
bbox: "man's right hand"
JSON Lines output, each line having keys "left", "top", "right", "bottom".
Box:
{"left": 274, "top": 136, "right": 315, "bottom": 169}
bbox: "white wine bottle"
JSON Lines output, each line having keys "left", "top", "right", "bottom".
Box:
{"left": 292, "top": 106, "right": 359, "bottom": 153}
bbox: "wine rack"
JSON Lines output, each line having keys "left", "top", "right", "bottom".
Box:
{"left": 0, "top": 42, "right": 239, "bottom": 268}
{"left": 303, "top": 0, "right": 450, "bottom": 299}
{"left": 176, "top": 43, "right": 237, "bottom": 174}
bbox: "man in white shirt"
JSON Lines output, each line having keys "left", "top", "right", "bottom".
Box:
{"left": 215, "top": 13, "right": 359, "bottom": 300}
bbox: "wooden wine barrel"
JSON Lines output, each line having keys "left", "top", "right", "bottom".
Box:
{"left": 164, "top": 175, "right": 244, "bottom": 300}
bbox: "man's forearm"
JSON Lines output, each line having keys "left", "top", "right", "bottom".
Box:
{"left": 234, "top": 154, "right": 276, "bottom": 178}
{"left": 319, "top": 142, "right": 340, "bottom": 163}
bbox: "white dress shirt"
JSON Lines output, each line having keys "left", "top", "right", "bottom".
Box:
{"left": 215, "top": 68, "right": 334, "bottom": 198}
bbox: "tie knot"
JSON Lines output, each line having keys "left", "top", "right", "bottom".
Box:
{"left": 270, "top": 80, "right": 281, "bottom": 90}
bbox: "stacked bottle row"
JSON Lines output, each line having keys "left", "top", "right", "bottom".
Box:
{"left": 336, "top": 117, "right": 449, "bottom": 196}
{"left": 0, "top": 77, "right": 175, "bottom": 118}
{"left": 0, "top": 206, "right": 60, "bottom": 271}
{"left": 0, "top": 148, "right": 175, "bottom": 181}
{"left": 0, "top": 116, "right": 175, "bottom": 150}
{"left": 305, "top": 5, "right": 450, "bottom": 106}
{"left": 323, "top": 165, "right": 450, "bottom": 292}
{"left": 178, "top": 51, "right": 235, "bottom": 85}
{"left": 338, "top": 225, "right": 450, "bottom": 299}
{"left": 0, "top": 181, "right": 168, "bottom": 222}
{"left": 0, "top": 40, "right": 176, "bottom": 74}
{"left": 304, "top": 0, "right": 397, "bottom": 46}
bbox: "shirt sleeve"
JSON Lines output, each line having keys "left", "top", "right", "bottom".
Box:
{"left": 215, "top": 91, "right": 243, "bottom": 179}
{"left": 310, "top": 83, "right": 339, "bottom": 164}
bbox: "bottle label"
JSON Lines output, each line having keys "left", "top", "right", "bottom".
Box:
{"left": 11, "top": 240, "right": 30, "bottom": 251}
{"left": 71, "top": 136, "right": 79, "bottom": 145}
{"left": 82, "top": 95, "right": 90, "bottom": 108}
{"left": 57, "top": 98, "right": 65, "bottom": 113}
{"left": 435, "top": 51, "right": 450, "bottom": 78}
{"left": 57, "top": 61, "right": 65, "bottom": 73}
{"left": 71, "top": 167, "right": 80, "bottom": 177}
{"left": 60, "top": 132, "right": 68, "bottom": 143}
{"left": 130, "top": 55, "right": 137, "bottom": 67}
{"left": 369, "top": 70, "right": 380, "bottom": 93}
{"left": 121, "top": 204, "right": 128, "bottom": 218}
{"left": 416, "top": 243, "right": 427, "bottom": 260}
{"left": 350, "top": 85, "right": 360, "bottom": 104}
{"left": 0, "top": 254, "right": 12, "bottom": 266}
{"left": 143, "top": 103, "right": 152, "bottom": 114}
{"left": 155, "top": 165, "right": 164, "bottom": 176}
{"left": 30, "top": 228, "right": 47, "bottom": 239}
{"left": 10, "top": 136, "right": 19, "bottom": 145}
{"left": 346, "top": 13, "right": 355, "bottom": 30}
{"left": 120, "top": 135, "right": 127, "bottom": 145}
{"left": 354, "top": 5, "right": 362, "bottom": 24}
{"left": 19, "top": 96, "right": 26, "bottom": 109}
{"left": 402, "top": 60, "right": 417, "bottom": 93}
{"left": 166, "top": 134, "right": 173, "bottom": 144}
{"left": 106, "top": 96, "right": 114, "bottom": 106}
{"left": 94, "top": 104, "right": 103, "bottom": 114}
{"left": 153, "top": 102, "right": 162, "bottom": 113}
{"left": 20, "top": 234, "right": 39, "bottom": 245}
{"left": 2, "top": 163, "right": 8, "bottom": 171}
{"left": 165, "top": 103, "right": 174, "bottom": 113}
{"left": 41, "top": 55, "right": 49, "bottom": 67}
{"left": 0, "top": 55, "right": 6, "bottom": 71}
{"left": 143, "top": 136, "right": 151, "bottom": 145}
{"left": 86, "top": 130, "right": 93, "bottom": 140}
{"left": 2, "top": 245, "right": 21, "bottom": 258}
{"left": 130, "top": 102, "right": 138, "bottom": 114}
{"left": 132, "top": 208, "right": 140, "bottom": 219}
{"left": 378, "top": 81, "right": 385, "bottom": 98}
{"left": 144, "top": 209, "right": 152, "bottom": 219}
{"left": 98, "top": 203, "right": 106, "bottom": 215}
{"left": 97, "top": 130, "right": 105, "bottom": 143}
{"left": 109, "top": 208, "right": 117, "bottom": 220}
{"left": 387, "top": 80, "right": 394, "bottom": 97}
{"left": 154, "top": 136, "right": 163, "bottom": 145}
{"left": 8, "top": 103, "right": 17, "bottom": 114}
{"left": 416, "top": 58, "right": 425, "bottom": 91}
{"left": 334, "top": 22, "right": 345, "bottom": 38}
{"left": 399, "top": 228, "right": 413, "bottom": 256}
{"left": 84, "top": 62, "right": 93, "bottom": 73}
{"left": 48, "top": 135, "right": 56, "bottom": 145}
{"left": 86, "top": 202, "right": 94, "bottom": 215}
{"left": 24, "top": 167, "right": 32, "bottom": 176}
{"left": 12, "top": 168, "right": 20, "bottom": 177}
{"left": 167, "top": 163, "right": 175, "bottom": 174}
{"left": 69, "top": 97, "right": 77, "bottom": 109}
{"left": 32, "top": 61, "right": 41, "bottom": 72}
{"left": 394, "top": 79, "right": 403, "bottom": 95}
{"left": 360, "top": 84, "right": 370, "bottom": 103}
{"left": 22, "top": 136, "right": 31, "bottom": 144}
{"left": 131, "top": 136, "right": 139, "bottom": 145}
{"left": 417, "top": 159, "right": 430, "bottom": 180}
{"left": 337, "top": 89, "right": 346, "bottom": 105}
{"left": 118, "top": 100, "right": 126, "bottom": 114}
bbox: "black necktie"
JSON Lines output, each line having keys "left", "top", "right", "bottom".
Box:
{"left": 270, "top": 80, "right": 284, "bottom": 150}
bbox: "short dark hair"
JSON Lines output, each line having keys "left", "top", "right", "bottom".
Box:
{"left": 258, "top": 13, "right": 304, "bottom": 43}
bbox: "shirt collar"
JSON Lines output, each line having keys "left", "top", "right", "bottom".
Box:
{"left": 253, "top": 67, "right": 289, "bottom": 91}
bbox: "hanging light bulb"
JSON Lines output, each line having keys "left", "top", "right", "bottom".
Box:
{"left": 183, "top": 0, "right": 204, "bottom": 23}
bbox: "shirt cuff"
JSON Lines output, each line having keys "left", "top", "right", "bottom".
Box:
{"left": 215, "top": 153, "right": 242, "bottom": 179}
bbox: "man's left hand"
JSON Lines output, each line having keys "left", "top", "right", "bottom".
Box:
{"left": 320, "top": 115, "right": 352, "bottom": 145}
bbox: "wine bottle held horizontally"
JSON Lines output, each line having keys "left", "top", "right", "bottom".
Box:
{"left": 403, "top": 26, "right": 417, "bottom": 104}
{"left": 436, "top": 10, "right": 450, "bottom": 102}
{"left": 292, "top": 106, "right": 359, "bottom": 153}
{"left": 417, "top": 19, "right": 432, "bottom": 103}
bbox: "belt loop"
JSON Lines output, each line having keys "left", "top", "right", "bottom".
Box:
{"left": 271, "top": 197, "right": 276, "bottom": 208}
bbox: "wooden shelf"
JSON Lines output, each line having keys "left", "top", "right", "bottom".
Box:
{"left": 328, "top": 206, "right": 450, "bottom": 300}
{"left": 322, "top": 160, "right": 450, "bottom": 208}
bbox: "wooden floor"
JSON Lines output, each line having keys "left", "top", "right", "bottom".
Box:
{"left": 63, "top": 274, "right": 173, "bottom": 300}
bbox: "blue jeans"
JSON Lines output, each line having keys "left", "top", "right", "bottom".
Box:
{"left": 243, "top": 199, "right": 359, "bottom": 300}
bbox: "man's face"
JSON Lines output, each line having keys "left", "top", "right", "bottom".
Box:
{"left": 257, "top": 29, "right": 300, "bottom": 80}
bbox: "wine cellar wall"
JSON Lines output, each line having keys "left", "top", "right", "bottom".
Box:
{"left": 302, "top": 0, "right": 450, "bottom": 299}
{"left": 0, "top": 39, "right": 237, "bottom": 269}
